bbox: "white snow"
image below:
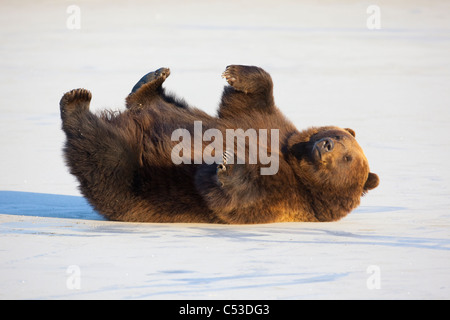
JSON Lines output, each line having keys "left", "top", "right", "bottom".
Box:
{"left": 1, "top": 0, "right": 450, "bottom": 299}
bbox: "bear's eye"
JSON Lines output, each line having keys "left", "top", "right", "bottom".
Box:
{"left": 344, "top": 155, "right": 352, "bottom": 162}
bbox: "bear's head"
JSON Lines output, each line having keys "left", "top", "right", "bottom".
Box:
{"left": 288, "top": 126, "right": 379, "bottom": 196}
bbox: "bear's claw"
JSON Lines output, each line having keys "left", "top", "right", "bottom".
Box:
{"left": 221, "top": 66, "right": 237, "bottom": 87}
{"left": 216, "top": 150, "right": 232, "bottom": 186}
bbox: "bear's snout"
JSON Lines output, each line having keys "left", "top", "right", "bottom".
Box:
{"left": 313, "top": 138, "right": 335, "bottom": 159}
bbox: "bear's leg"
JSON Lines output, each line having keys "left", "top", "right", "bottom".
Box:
{"left": 60, "top": 89, "right": 141, "bottom": 220}
{"left": 218, "top": 65, "right": 275, "bottom": 118}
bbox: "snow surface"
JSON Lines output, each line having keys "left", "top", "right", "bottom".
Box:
{"left": 1, "top": 0, "right": 450, "bottom": 299}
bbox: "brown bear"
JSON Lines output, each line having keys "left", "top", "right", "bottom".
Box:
{"left": 60, "top": 65, "right": 379, "bottom": 224}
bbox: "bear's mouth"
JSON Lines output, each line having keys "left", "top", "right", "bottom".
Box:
{"left": 312, "top": 146, "right": 323, "bottom": 161}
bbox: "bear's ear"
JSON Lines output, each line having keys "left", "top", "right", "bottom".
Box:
{"left": 364, "top": 172, "right": 379, "bottom": 192}
{"left": 345, "top": 128, "right": 356, "bottom": 137}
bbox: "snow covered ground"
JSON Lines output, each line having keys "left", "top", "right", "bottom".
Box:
{"left": 1, "top": 0, "right": 450, "bottom": 299}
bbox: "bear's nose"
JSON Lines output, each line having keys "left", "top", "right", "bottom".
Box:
{"left": 315, "top": 138, "right": 335, "bottom": 154}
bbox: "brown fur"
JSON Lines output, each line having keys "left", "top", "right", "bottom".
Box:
{"left": 60, "top": 65, "right": 379, "bottom": 224}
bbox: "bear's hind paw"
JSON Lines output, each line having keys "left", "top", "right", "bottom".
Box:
{"left": 131, "top": 67, "right": 170, "bottom": 94}
{"left": 60, "top": 88, "right": 92, "bottom": 119}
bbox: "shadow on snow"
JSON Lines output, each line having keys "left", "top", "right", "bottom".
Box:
{"left": 0, "top": 190, "right": 103, "bottom": 221}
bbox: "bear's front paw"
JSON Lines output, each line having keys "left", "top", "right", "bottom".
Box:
{"left": 221, "top": 65, "right": 260, "bottom": 94}
{"left": 60, "top": 88, "right": 92, "bottom": 120}
{"left": 222, "top": 65, "right": 241, "bottom": 90}
{"left": 216, "top": 150, "right": 232, "bottom": 187}
{"left": 221, "top": 65, "right": 272, "bottom": 95}
{"left": 216, "top": 163, "right": 227, "bottom": 187}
